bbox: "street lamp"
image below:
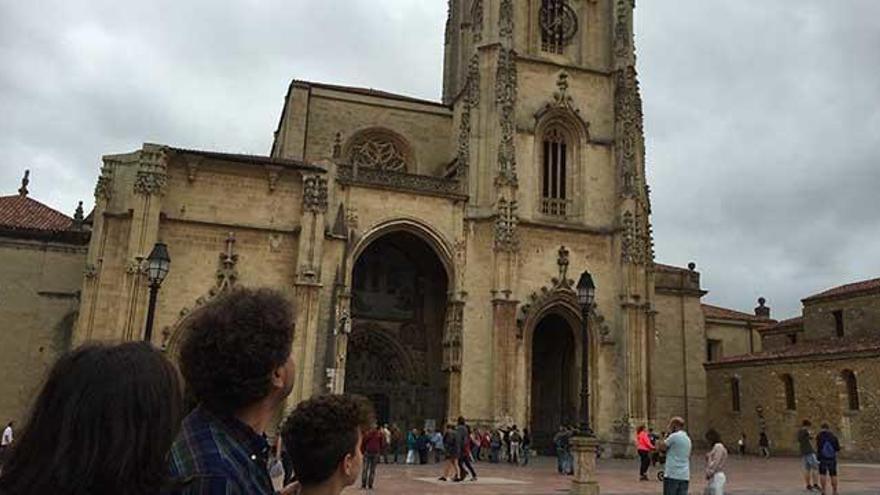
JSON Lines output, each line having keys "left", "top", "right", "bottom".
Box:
{"left": 143, "top": 242, "right": 171, "bottom": 343}
{"left": 576, "top": 270, "right": 596, "bottom": 437}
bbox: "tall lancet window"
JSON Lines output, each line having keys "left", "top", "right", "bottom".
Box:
{"left": 542, "top": 127, "right": 569, "bottom": 216}
{"left": 540, "top": 0, "right": 578, "bottom": 54}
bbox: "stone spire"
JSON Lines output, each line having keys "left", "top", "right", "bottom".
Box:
{"left": 73, "top": 201, "right": 85, "bottom": 230}
{"left": 18, "top": 170, "right": 30, "bottom": 197}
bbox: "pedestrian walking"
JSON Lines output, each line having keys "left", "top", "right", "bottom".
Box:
{"left": 737, "top": 433, "right": 746, "bottom": 456}
{"left": 380, "top": 424, "right": 391, "bottom": 464}
{"left": 798, "top": 420, "right": 821, "bottom": 492}
{"left": 417, "top": 428, "right": 430, "bottom": 465}
{"left": 759, "top": 431, "right": 771, "bottom": 458}
{"left": 456, "top": 417, "right": 478, "bottom": 481}
{"left": 658, "top": 417, "right": 692, "bottom": 495}
{"left": 704, "top": 429, "right": 728, "bottom": 495}
{"left": 361, "top": 424, "right": 385, "bottom": 489}
{"left": 439, "top": 424, "right": 461, "bottom": 481}
{"left": 816, "top": 423, "right": 841, "bottom": 495}
{"left": 470, "top": 429, "right": 482, "bottom": 461}
{"left": 522, "top": 428, "right": 532, "bottom": 466}
{"left": 636, "top": 425, "right": 655, "bottom": 481}
{"left": 406, "top": 428, "right": 418, "bottom": 464}
{"left": 390, "top": 424, "right": 403, "bottom": 463}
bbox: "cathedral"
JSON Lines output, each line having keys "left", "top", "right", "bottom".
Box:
{"left": 66, "top": 0, "right": 715, "bottom": 455}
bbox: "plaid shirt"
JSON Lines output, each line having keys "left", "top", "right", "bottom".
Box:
{"left": 168, "top": 406, "right": 274, "bottom": 495}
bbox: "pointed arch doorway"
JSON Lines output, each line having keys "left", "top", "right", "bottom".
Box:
{"left": 530, "top": 312, "right": 579, "bottom": 454}
{"left": 344, "top": 230, "right": 449, "bottom": 430}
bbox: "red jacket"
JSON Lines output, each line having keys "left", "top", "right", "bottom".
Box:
{"left": 636, "top": 430, "right": 654, "bottom": 452}
{"left": 363, "top": 429, "right": 386, "bottom": 455}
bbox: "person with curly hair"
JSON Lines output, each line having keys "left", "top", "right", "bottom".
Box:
{"left": 168, "top": 288, "right": 297, "bottom": 495}
{"left": 282, "top": 394, "right": 375, "bottom": 495}
{"left": 0, "top": 342, "right": 183, "bottom": 495}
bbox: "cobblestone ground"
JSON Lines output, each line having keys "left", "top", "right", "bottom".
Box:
{"left": 343, "top": 455, "right": 880, "bottom": 495}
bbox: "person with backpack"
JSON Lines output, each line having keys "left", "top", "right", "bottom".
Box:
{"left": 509, "top": 426, "right": 522, "bottom": 465}
{"left": 816, "top": 423, "right": 841, "bottom": 495}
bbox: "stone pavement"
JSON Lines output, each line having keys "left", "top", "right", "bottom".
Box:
{"left": 344, "top": 456, "right": 880, "bottom": 495}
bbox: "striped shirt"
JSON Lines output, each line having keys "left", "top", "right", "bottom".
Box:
{"left": 168, "top": 406, "right": 274, "bottom": 495}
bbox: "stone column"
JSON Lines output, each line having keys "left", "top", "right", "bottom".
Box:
{"left": 443, "top": 300, "right": 465, "bottom": 419}
{"left": 570, "top": 436, "right": 601, "bottom": 495}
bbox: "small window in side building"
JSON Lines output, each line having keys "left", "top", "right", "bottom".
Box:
{"left": 782, "top": 374, "right": 796, "bottom": 411}
{"left": 731, "top": 378, "right": 742, "bottom": 412}
{"left": 833, "top": 310, "right": 844, "bottom": 337}
{"left": 788, "top": 333, "right": 798, "bottom": 345}
{"left": 706, "top": 339, "right": 722, "bottom": 362}
{"left": 843, "top": 370, "right": 860, "bottom": 411}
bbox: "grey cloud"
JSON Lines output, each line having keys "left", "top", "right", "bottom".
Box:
{"left": 1, "top": 0, "right": 877, "bottom": 318}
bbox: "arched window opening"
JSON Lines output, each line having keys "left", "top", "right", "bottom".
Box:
{"left": 843, "top": 370, "right": 860, "bottom": 411}
{"left": 782, "top": 374, "right": 796, "bottom": 411}
{"left": 731, "top": 377, "right": 742, "bottom": 412}
{"left": 541, "top": 127, "right": 570, "bottom": 216}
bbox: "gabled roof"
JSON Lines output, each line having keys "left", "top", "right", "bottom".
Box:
{"left": 292, "top": 80, "right": 449, "bottom": 108}
{"left": 802, "top": 277, "right": 880, "bottom": 304}
{"left": 757, "top": 316, "right": 804, "bottom": 334}
{"left": 702, "top": 303, "right": 773, "bottom": 324}
{"left": 0, "top": 194, "right": 74, "bottom": 232}
{"left": 706, "top": 334, "right": 880, "bottom": 367}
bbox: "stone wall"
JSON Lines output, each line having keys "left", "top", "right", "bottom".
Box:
{"left": 803, "top": 292, "right": 880, "bottom": 341}
{"left": 0, "top": 237, "right": 86, "bottom": 424}
{"left": 706, "top": 354, "right": 880, "bottom": 460}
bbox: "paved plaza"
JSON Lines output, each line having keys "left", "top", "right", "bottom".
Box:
{"left": 345, "top": 456, "right": 880, "bottom": 495}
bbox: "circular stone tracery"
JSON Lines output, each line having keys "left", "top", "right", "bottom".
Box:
{"left": 540, "top": 1, "right": 579, "bottom": 46}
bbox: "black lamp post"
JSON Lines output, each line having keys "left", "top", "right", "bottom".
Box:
{"left": 576, "top": 270, "right": 596, "bottom": 437}
{"left": 143, "top": 242, "right": 171, "bottom": 343}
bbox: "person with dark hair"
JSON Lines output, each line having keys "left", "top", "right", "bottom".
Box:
{"left": 416, "top": 429, "right": 430, "bottom": 465}
{"left": 0, "top": 342, "right": 183, "bottom": 495}
{"left": 798, "top": 419, "right": 821, "bottom": 491}
{"left": 169, "top": 288, "right": 297, "bottom": 495}
{"left": 658, "top": 417, "right": 691, "bottom": 495}
{"left": 438, "top": 424, "right": 460, "bottom": 481}
{"left": 635, "top": 425, "right": 655, "bottom": 481}
{"left": 282, "top": 394, "right": 374, "bottom": 495}
{"left": 759, "top": 431, "right": 771, "bottom": 458}
{"left": 360, "top": 423, "right": 385, "bottom": 489}
{"left": 704, "top": 429, "right": 728, "bottom": 495}
{"left": 816, "top": 423, "right": 841, "bottom": 495}
{"left": 521, "top": 428, "right": 532, "bottom": 466}
{"left": 455, "top": 417, "right": 478, "bottom": 481}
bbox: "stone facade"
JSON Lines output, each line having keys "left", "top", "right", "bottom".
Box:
{"left": 705, "top": 279, "right": 880, "bottom": 460}
{"left": 0, "top": 176, "right": 89, "bottom": 424}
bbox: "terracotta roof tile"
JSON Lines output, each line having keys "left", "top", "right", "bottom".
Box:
{"left": 0, "top": 194, "right": 74, "bottom": 232}
{"left": 757, "top": 316, "right": 804, "bottom": 334}
{"left": 802, "top": 277, "right": 880, "bottom": 303}
{"left": 702, "top": 303, "right": 773, "bottom": 323}
{"left": 707, "top": 334, "right": 880, "bottom": 366}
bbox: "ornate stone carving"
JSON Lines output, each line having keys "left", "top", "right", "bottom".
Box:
{"left": 495, "top": 47, "right": 518, "bottom": 185}
{"left": 94, "top": 165, "right": 114, "bottom": 201}
{"left": 126, "top": 257, "right": 146, "bottom": 275}
{"left": 471, "top": 0, "right": 484, "bottom": 42}
{"left": 337, "top": 164, "right": 464, "bottom": 199}
{"left": 265, "top": 165, "right": 283, "bottom": 192}
{"left": 456, "top": 55, "right": 481, "bottom": 180}
{"left": 302, "top": 175, "right": 329, "bottom": 213}
{"left": 161, "top": 232, "right": 241, "bottom": 350}
{"left": 534, "top": 72, "right": 590, "bottom": 134}
{"left": 332, "top": 132, "right": 343, "bottom": 159}
{"left": 348, "top": 134, "right": 409, "bottom": 172}
{"left": 83, "top": 263, "right": 98, "bottom": 279}
{"left": 613, "top": 0, "right": 632, "bottom": 61}
{"left": 614, "top": 66, "right": 644, "bottom": 199}
{"left": 557, "top": 245, "right": 570, "bottom": 281}
{"left": 540, "top": 0, "right": 579, "bottom": 54}
{"left": 499, "top": 0, "right": 514, "bottom": 40}
{"left": 493, "top": 197, "right": 519, "bottom": 252}
{"left": 134, "top": 148, "right": 168, "bottom": 196}
{"left": 444, "top": 0, "right": 454, "bottom": 46}
{"left": 622, "top": 210, "right": 653, "bottom": 265}
{"left": 442, "top": 301, "right": 465, "bottom": 372}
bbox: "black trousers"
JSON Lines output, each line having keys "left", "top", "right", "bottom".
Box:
{"left": 638, "top": 450, "right": 651, "bottom": 476}
{"left": 458, "top": 455, "right": 477, "bottom": 479}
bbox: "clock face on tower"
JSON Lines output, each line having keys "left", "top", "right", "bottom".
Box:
{"left": 540, "top": 0, "right": 579, "bottom": 51}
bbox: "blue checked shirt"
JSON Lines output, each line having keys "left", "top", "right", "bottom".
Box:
{"left": 168, "top": 406, "right": 275, "bottom": 495}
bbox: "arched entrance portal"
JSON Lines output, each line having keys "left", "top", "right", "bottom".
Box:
{"left": 345, "top": 231, "right": 449, "bottom": 430}
{"left": 530, "top": 313, "right": 578, "bottom": 453}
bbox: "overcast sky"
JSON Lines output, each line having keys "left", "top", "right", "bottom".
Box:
{"left": 2, "top": 1, "right": 878, "bottom": 319}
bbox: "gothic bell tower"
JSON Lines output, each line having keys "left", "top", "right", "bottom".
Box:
{"left": 444, "top": 0, "right": 655, "bottom": 449}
